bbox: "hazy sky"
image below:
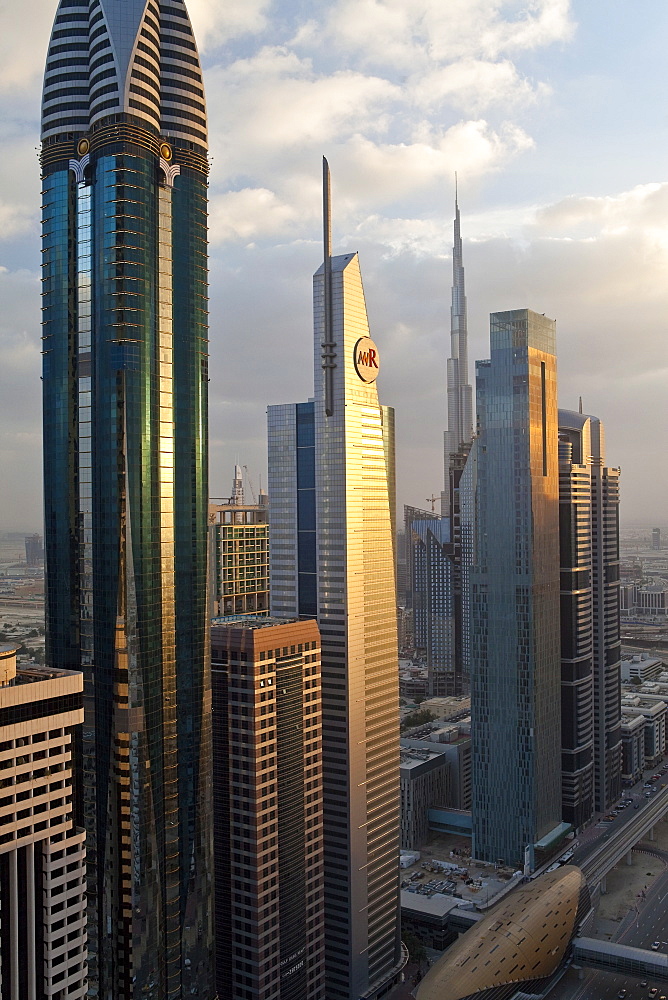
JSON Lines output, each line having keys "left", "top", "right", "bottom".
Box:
{"left": 1, "top": 0, "right": 666, "bottom": 531}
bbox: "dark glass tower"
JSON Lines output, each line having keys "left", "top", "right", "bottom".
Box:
{"left": 40, "top": 3, "right": 213, "bottom": 998}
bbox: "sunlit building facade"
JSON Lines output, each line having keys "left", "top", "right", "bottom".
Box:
{"left": 0, "top": 644, "right": 87, "bottom": 999}
{"left": 268, "top": 172, "right": 402, "bottom": 999}
{"left": 209, "top": 466, "right": 270, "bottom": 618}
{"left": 41, "top": 3, "right": 213, "bottom": 997}
{"left": 468, "top": 310, "right": 565, "bottom": 869}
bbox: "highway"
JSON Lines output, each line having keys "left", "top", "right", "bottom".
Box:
{"left": 570, "top": 779, "right": 668, "bottom": 886}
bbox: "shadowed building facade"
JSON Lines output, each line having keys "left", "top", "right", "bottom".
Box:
{"left": 41, "top": 2, "right": 213, "bottom": 997}
{"left": 211, "top": 617, "right": 325, "bottom": 1000}
{"left": 267, "top": 163, "right": 402, "bottom": 1000}
{"left": 558, "top": 409, "right": 622, "bottom": 825}
{"left": 468, "top": 310, "right": 565, "bottom": 869}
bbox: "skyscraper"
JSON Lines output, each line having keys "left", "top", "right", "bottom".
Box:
{"left": 211, "top": 617, "right": 325, "bottom": 1000}
{"left": 267, "top": 161, "right": 403, "bottom": 1000}
{"left": 442, "top": 189, "right": 473, "bottom": 518}
{"left": 41, "top": 4, "right": 213, "bottom": 997}
{"left": 408, "top": 515, "right": 457, "bottom": 697}
{"left": 468, "top": 310, "right": 566, "bottom": 869}
{"left": 558, "top": 409, "right": 622, "bottom": 823}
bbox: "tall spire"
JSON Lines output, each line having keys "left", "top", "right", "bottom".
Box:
{"left": 322, "top": 156, "right": 336, "bottom": 416}
{"left": 443, "top": 184, "right": 473, "bottom": 515}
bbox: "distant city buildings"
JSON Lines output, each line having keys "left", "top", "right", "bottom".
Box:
{"left": 409, "top": 516, "right": 458, "bottom": 696}
{"left": 209, "top": 465, "right": 269, "bottom": 617}
{"left": 620, "top": 582, "right": 668, "bottom": 619}
{"left": 0, "top": 643, "right": 87, "bottom": 998}
{"left": 558, "top": 409, "right": 622, "bottom": 825}
{"left": 267, "top": 161, "right": 402, "bottom": 1000}
{"left": 211, "top": 617, "right": 325, "bottom": 1000}
{"left": 467, "top": 309, "right": 565, "bottom": 869}
{"left": 652, "top": 527, "right": 661, "bottom": 551}
{"left": 24, "top": 534, "right": 44, "bottom": 568}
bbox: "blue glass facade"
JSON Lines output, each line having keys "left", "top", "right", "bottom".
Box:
{"left": 469, "top": 310, "right": 564, "bottom": 870}
{"left": 410, "top": 517, "right": 457, "bottom": 696}
{"left": 41, "top": 3, "right": 213, "bottom": 998}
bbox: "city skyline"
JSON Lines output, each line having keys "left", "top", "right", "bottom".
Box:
{"left": 1, "top": 0, "right": 668, "bottom": 531}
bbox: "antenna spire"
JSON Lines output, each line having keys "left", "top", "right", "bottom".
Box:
{"left": 322, "top": 157, "right": 335, "bottom": 416}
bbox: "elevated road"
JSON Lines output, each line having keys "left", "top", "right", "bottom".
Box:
{"left": 574, "top": 784, "right": 668, "bottom": 888}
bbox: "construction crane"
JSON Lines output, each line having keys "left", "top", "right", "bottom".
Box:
{"left": 426, "top": 494, "right": 440, "bottom": 513}
{"left": 243, "top": 465, "right": 258, "bottom": 504}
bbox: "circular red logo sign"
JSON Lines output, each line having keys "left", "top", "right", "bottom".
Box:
{"left": 353, "top": 337, "right": 380, "bottom": 383}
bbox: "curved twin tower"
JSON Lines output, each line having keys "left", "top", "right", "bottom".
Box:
{"left": 41, "top": 3, "right": 212, "bottom": 998}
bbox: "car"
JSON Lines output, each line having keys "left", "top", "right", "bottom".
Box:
{"left": 617, "top": 991, "right": 627, "bottom": 999}
{"left": 649, "top": 989, "right": 658, "bottom": 998}
{"left": 651, "top": 940, "right": 660, "bottom": 950}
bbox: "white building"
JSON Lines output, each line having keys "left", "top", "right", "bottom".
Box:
{"left": 0, "top": 644, "right": 87, "bottom": 998}
{"left": 620, "top": 694, "right": 667, "bottom": 766}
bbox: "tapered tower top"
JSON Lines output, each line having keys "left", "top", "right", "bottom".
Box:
{"left": 42, "top": 0, "right": 207, "bottom": 148}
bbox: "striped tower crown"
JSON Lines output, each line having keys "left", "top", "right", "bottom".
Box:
{"left": 42, "top": 0, "right": 207, "bottom": 150}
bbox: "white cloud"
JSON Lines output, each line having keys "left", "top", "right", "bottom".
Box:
{"left": 210, "top": 187, "right": 298, "bottom": 244}
{"left": 186, "top": 0, "right": 271, "bottom": 50}
{"left": 411, "top": 59, "right": 550, "bottom": 115}
{"left": 322, "top": 0, "right": 575, "bottom": 68}
{"left": 207, "top": 49, "right": 399, "bottom": 179}
{"left": 0, "top": 0, "right": 56, "bottom": 96}
{"left": 334, "top": 121, "right": 534, "bottom": 207}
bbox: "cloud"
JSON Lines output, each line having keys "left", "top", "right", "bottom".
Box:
{"left": 533, "top": 182, "right": 668, "bottom": 243}
{"left": 0, "top": 0, "right": 56, "bottom": 96}
{"left": 186, "top": 0, "right": 271, "bottom": 50}
{"left": 322, "top": 0, "right": 575, "bottom": 69}
{"left": 207, "top": 48, "right": 399, "bottom": 179}
{"left": 411, "top": 59, "right": 550, "bottom": 115}
{"left": 210, "top": 187, "right": 298, "bottom": 244}
{"left": 336, "top": 121, "right": 534, "bottom": 205}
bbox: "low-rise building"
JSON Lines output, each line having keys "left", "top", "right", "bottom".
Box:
{"left": 400, "top": 749, "right": 450, "bottom": 851}
{"left": 620, "top": 713, "right": 645, "bottom": 784}
{"left": 620, "top": 695, "right": 667, "bottom": 766}
{"left": 621, "top": 652, "right": 663, "bottom": 683}
{"left": 402, "top": 720, "right": 472, "bottom": 811}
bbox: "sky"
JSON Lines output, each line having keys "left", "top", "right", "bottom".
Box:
{"left": 0, "top": 0, "right": 666, "bottom": 531}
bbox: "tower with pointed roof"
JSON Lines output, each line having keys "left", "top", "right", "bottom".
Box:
{"left": 442, "top": 187, "right": 473, "bottom": 517}
{"left": 267, "top": 160, "right": 403, "bottom": 1000}
{"left": 41, "top": 3, "right": 213, "bottom": 997}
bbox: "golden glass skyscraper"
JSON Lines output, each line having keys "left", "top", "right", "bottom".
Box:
{"left": 268, "top": 162, "right": 403, "bottom": 1000}
{"left": 41, "top": 3, "right": 213, "bottom": 997}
